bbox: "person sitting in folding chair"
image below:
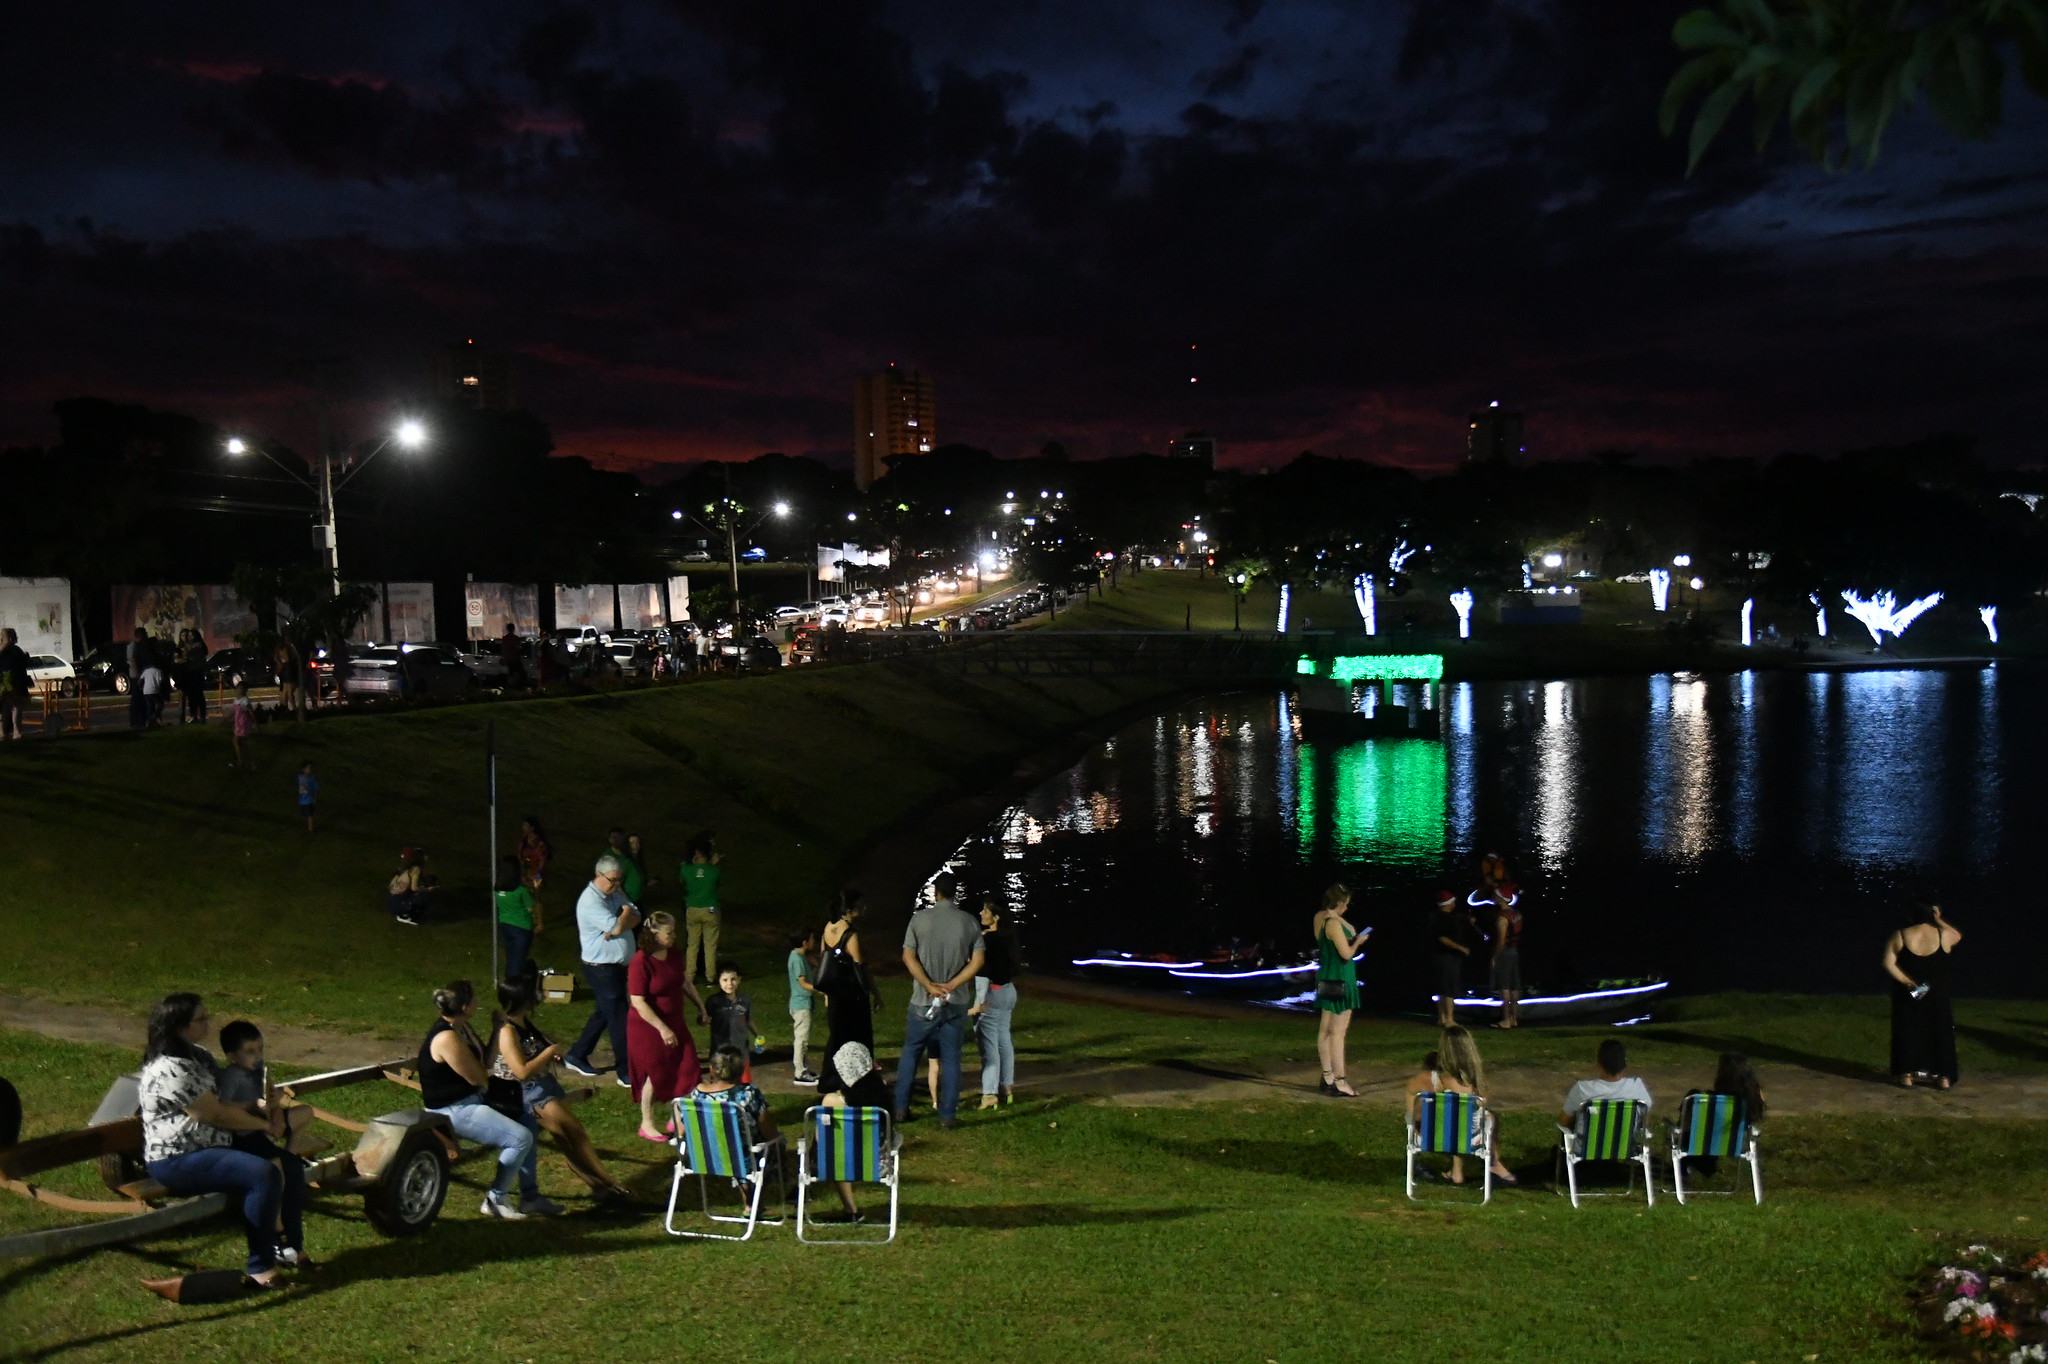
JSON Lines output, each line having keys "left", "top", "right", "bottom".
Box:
{"left": 814, "top": 1042, "right": 893, "bottom": 1225}
{"left": 1670, "top": 1051, "right": 1766, "bottom": 1205}
{"left": 1555, "top": 1039, "right": 1655, "bottom": 1207}
{"left": 798, "top": 1041, "right": 902, "bottom": 1244}
{"left": 665, "top": 1046, "right": 785, "bottom": 1240}
{"left": 1404, "top": 1026, "right": 1515, "bottom": 1189}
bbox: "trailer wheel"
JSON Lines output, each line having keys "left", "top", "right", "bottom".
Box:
{"left": 363, "top": 1128, "right": 448, "bottom": 1236}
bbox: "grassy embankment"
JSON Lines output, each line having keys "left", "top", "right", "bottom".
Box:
{"left": 1034, "top": 569, "right": 2037, "bottom": 673}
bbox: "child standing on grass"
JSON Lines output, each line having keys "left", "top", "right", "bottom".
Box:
{"left": 140, "top": 661, "right": 167, "bottom": 728}
{"left": 788, "top": 929, "right": 819, "bottom": 1085}
{"left": 296, "top": 760, "right": 319, "bottom": 832}
{"left": 230, "top": 683, "right": 255, "bottom": 769}
{"left": 707, "top": 966, "right": 758, "bottom": 1084}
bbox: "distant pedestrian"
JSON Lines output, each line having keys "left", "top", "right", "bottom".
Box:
{"left": 296, "top": 760, "right": 319, "bottom": 832}
{"left": 1884, "top": 903, "right": 1962, "bottom": 1089}
{"left": 1487, "top": 885, "right": 1523, "bottom": 1030}
{"left": 500, "top": 623, "right": 525, "bottom": 689}
{"left": 126, "top": 627, "right": 155, "bottom": 730}
{"left": 969, "top": 898, "right": 1019, "bottom": 1109}
{"left": 0, "top": 627, "right": 30, "bottom": 741}
{"left": 1313, "top": 883, "right": 1370, "bottom": 1098}
{"left": 626, "top": 833, "right": 655, "bottom": 902}
{"left": 140, "top": 660, "right": 168, "bottom": 727}
{"left": 1429, "top": 889, "right": 1475, "bottom": 1028}
{"left": 891, "top": 872, "right": 984, "bottom": 1130}
{"left": 787, "top": 927, "right": 820, "bottom": 1085}
{"left": 386, "top": 846, "right": 435, "bottom": 925}
{"left": 272, "top": 642, "right": 297, "bottom": 713}
{"left": 179, "top": 629, "right": 210, "bottom": 725}
{"left": 495, "top": 855, "right": 541, "bottom": 981}
{"left": 680, "top": 833, "right": 723, "bottom": 987}
{"left": 230, "top": 682, "right": 255, "bottom": 769}
{"left": 562, "top": 854, "right": 641, "bottom": 1084}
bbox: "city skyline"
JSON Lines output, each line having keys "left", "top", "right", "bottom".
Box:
{"left": 1, "top": 3, "right": 2044, "bottom": 476}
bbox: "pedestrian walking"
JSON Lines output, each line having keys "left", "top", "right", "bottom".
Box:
{"left": 787, "top": 927, "right": 820, "bottom": 1084}
{"left": 0, "top": 628, "right": 30, "bottom": 741}
{"left": 495, "top": 855, "right": 541, "bottom": 981}
{"left": 1428, "top": 889, "right": 1475, "bottom": 1028}
{"left": 562, "top": 854, "right": 641, "bottom": 1085}
{"left": 126, "top": 627, "right": 155, "bottom": 730}
{"left": 891, "top": 872, "right": 984, "bottom": 1130}
{"left": 626, "top": 911, "right": 706, "bottom": 1140}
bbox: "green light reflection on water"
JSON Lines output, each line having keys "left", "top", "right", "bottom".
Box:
{"left": 1297, "top": 737, "right": 1448, "bottom": 867}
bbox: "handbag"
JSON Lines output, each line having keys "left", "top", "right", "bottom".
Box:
{"left": 484, "top": 1076, "right": 526, "bottom": 1123}
{"left": 1316, "top": 978, "right": 1351, "bottom": 1004}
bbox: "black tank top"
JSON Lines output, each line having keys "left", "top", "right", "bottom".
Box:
{"left": 418, "top": 1018, "right": 481, "bottom": 1108}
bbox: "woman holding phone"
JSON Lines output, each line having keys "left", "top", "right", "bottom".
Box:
{"left": 1313, "top": 884, "right": 1371, "bottom": 1097}
{"left": 1883, "top": 903, "right": 1962, "bottom": 1088}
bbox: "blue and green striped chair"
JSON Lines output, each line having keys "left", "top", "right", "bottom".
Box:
{"left": 796, "top": 1106, "right": 901, "bottom": 1245}
{"left": 1406, "top": 1090, "right": 1496, "bottom": 1203}
{"left": 664, "top": 1096, "right": 786, "bottom": 1241}
{"left": 1668, "top": 1093, "right": 1762, "bottom": 1205}
{"left": 1556, "top": 1098, "right": 1655, "bottom": 1208}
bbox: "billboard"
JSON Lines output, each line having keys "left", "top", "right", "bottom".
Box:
{"left": 110, "top": 585, "right": 257, "bottom": 653}
{"left": 666, "top": 575, "right": 691, "bottom": 621}
{"left": 0, "top": 577, "right": 70, "bottom": 660}
{"left": 617, "top": 583, "right": 665, "bottom": 631}
{"left": 384, "top": 582, "right": 436, "bottom": 643}
{"left": 465, "top": 583, "right": 540, "bottom": 640}
{"left": 817, "top": 543, "right": 889, "bottom": 582}
{"left": 553, "top": 584, "right": 615, "bottom": 632}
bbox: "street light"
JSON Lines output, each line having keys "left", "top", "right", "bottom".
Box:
{"left": 1672, "top": 554, "right": 1692, "bottom": 567}
{"left": 225, "top": 417, "right": 428, "bottom": 592}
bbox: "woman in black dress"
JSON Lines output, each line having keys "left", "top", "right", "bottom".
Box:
{"left": 1882, "top": 903, "right": 1962, "bottom": 1088}
{"left": 817, "top": 891, "right": 882, "bottom": 1061}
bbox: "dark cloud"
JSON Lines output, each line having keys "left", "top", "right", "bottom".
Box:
{"left": 0, "top": 0, "right": 2042, "bottom": 476}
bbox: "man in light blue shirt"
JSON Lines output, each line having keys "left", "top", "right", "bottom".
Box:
{"left": 563, "top": 855, "right": 641, "bottom": 1085}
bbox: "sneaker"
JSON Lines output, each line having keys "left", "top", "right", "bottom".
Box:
{"left": 520, "top": 1194, "right": 565, "bottom": 1217}
{"left": 614, "top": 1074, "right": 633, "bottom": 1089}
{"left": 276, "top": 1245, "right": 301, "bottom": 1267}
{"left": 395, "top": 914, "right": 419, "bottom": 926}
{"left": 562, "top": 1059, "right": 601, "bottom": 1079}
{"left": 794, "top": 1071, "right": 820, "bottom": 1086}
{"left": 479, "top": 1191, "right": 527, "bottom": 1220}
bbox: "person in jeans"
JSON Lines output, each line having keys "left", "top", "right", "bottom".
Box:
{"left": 563, "top": 854, "right": 641, "bottom": 1085}
{"left": 679, "top": 833, "right": 723, "bottom": 986}
{"left": 138, "top": 992, "right": 310, "bottom": 1284}
{"left": 0, "top": 628, "right": 30, "bottom": 741}
{"left": 495, "top": 854, "right": 540, "bottom": 981}
{"left": 968, "top": 898, "right": 1018, "bottom": 1109}
{"left": 418, "top": 979, "right": 560, "bottom": 1219}
{"left": 891, "top": 872, "right": 984, "bottom": 1130}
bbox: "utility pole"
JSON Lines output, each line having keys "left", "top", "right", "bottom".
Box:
{"left": 312, "top": 384, "right": 341, "bottom": 597}
{"left": 723, "top": 466, "right": 741, "bottom": 598}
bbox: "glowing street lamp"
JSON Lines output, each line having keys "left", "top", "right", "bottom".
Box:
{"left": 1672, "top": 554, "right": 1692, "bottom": 567}
{"left": 224, "top": 418, "right": 428, "bottom": 591}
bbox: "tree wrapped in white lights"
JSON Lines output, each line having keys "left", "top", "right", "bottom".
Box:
{"left": 1740, "top": 598, "right": 1754, "bottom": 646}
{"left": 1980, "top": 606, "right": 1998, "bottom": 644}
{"left": 1277, "top": 583, "right": 1291, "bottom": 633}
{"left": 1450, "top": 588, "right": 1474, "bottom": 639}
{"left": 1648, "top": 568, "right": 1672, "bottom": 612}
{"left": 1809, "top": 591, "right": 1827, "bottom": 638}
{"left": 1839, "top": 589, "right": 1942, "bottom": 646}
{"left": 1353, "top": 574, "right": 1376, "bottom": 635}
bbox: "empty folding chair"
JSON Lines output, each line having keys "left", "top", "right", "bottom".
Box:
{"left": 1668, "top": 1092, "right": 1762, "bottom": 1205}
{"left": 1405, "top": 1090, "right": 1494, "bottom": 1204}
{"left": 1555, "top": 1098, "right": 1654, "bottom": 1209}
{"left": 664, "top": 1095, "right": 786, "bottom": 1241}
{"left": 796, "top": 1105, "right": 901, "bottom": 1245}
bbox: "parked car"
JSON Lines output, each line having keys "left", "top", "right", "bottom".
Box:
{"left": 741, "top": 547, "right": 767, "bottom": 562}
{"left": 819, "top": 606, "right": 851, "bottom": 627}
{"left": 717, "top": 634, "right": 784, "bottom": 670}
{"left": 551, "top": 626, "right": 608, "bottom": 654}
{"left": 76, "top": 643, "right": 132, "bottom": 694}
{"left": 605, "top": 640, "right": 655, "bottom": 678}
{"left": 797, "top": 601, "right": 822, "bottom": 618}
{"left": 447, "top": 641, "right": 509, "bottom": 684}
{"left": 771, "top": 605, "right": 804, "bottom": 623}
{"left": 682, "top": 550, "right": 714, "bottom": 562}
{"left": 340, "top": 645, "right": 478, "bottom": 700}
{"left": 206, "top": 646, "right": 279, "bottom": 691}
{"left": 27, "top": 654, "right": 77, "bottom": 696}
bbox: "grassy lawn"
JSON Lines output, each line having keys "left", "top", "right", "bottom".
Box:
{"left": 4, "top": 1025, "right": 2041, "bottom": 1363}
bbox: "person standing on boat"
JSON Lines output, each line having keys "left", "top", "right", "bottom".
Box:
{"left": 1429, "top": 890, "right": 1474, "bottom": 1028}
{"left": 1487, "top": 884, "right": 1524, "bottom": 1030}
{"left": 1883, "top": 904, "right": 1961, "bottom": 1089}
{"left": 1313, "top": 884, "right": 1371, "bottom": 1097}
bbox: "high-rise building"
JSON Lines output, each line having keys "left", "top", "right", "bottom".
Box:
{"left": 1467, "top": 401, "right": 1523, "bottom": 463}
{"left": 432, "top": 340, "right": 518, "bottom": 412}
{"left": 853, "top": 366, "right": 935, "bottom": 490}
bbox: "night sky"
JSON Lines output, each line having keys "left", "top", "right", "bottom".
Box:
{"left": 4, "top": 1, "right": 2045, "bottom": 475}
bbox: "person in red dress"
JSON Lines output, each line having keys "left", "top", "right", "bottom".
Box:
{"left": 627, "top": 911, "right": 708, "bottom": 1142}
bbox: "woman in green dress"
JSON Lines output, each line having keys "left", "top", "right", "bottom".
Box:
{"left": 1313, "top": 884, "right": 1371, "bottom": 1097}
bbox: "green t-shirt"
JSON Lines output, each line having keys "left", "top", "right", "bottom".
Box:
{"left": 495, "top": 886, "right": 536, "bottom": 930}
{"left": 622, "top": 858, "right": 645, "bottom": 905}
{"left": 681, "top": 861, "right": 721, "bottom": 909}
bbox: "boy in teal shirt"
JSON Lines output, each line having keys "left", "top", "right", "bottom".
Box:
{"left": 788, "top": 928, "right": 819, "bottom": 1085}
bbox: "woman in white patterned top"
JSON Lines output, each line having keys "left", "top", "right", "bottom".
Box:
{"left": 139, "top": 993, "right": 311, "bottom": 1285}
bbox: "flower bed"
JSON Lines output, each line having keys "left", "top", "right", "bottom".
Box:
{"left": 1911, "top": 1243, "right": 2048, "bottom": 1360}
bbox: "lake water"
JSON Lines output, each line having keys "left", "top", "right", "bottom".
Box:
{"left": 942, "top": 668, "right": 2039, "bottom": 1007}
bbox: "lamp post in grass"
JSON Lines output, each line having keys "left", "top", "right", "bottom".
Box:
{"left": 225, "top": 418, "right": 428, "bottom": 594}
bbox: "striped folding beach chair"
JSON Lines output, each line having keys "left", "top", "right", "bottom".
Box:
{"left": 1405, "top": 1091, "right": 1495, "bottom": 1204}
{"left": 796, "top": 1105, "right": 901, "bottom": 1245}
{"left": 1668, "top": 1092, "right": 1762, "bottom": 1205}
{"left": 664, "top": 1095, "right": 786, "bottom": 1241}
{"left": 1556, "top": 1098, "right": 1654, "bottom": 1208}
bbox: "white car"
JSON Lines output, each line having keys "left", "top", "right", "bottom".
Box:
{"left": 853, "top": 601, "right": 888, "bottom": 624}
{"left": 28, "top": 654, "right": 77, "bottom": 696}
{"left": 819, "top": 607, "right": 851, "bottom": 627}
{"left": 552, "top": 626, "right": 608, "bottom": 653}
{"left": 771, "top": 606, "right": 804, "bottom": 623}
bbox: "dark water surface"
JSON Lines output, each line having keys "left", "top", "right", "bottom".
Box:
{"left": 944, "top": 667, "right": 2040, "bottom": 1006}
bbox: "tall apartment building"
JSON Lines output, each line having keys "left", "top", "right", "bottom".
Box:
{"left": 1467, "top": 401, "right": 1524, "bottom": 463}
{"left": 853, "top": 366, "right": 935, "bottom": 490}
{"left": 432, "top": 340, "right": 519, "bottom": 412}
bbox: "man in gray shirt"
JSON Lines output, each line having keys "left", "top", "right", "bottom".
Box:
{"left": 563, "top": 854, "right": 641, "bottom": 1086}
{"left": 892, "top": 871, "right": 984, "bottom": 1129}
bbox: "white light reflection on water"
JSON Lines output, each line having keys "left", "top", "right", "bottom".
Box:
{"left": 1531, "top": 680, "right": 1576, "bottom": 871}
{"left": 1729, "top": 671, "right": 1758, "bottom": 856}
{"left": 1643, "top": 672, "right": 1715, "bottom": 862}
{"left": 1832, "top": 670, "right": 1944, "bottom": 863}
{"left": 1183, "top": 717, "right": 1217, "bottom": 838}
{"left": 1974, "top": 668, "right": 2001, "bottom": 866}
{"left": 1449, "top": 681, "right": 1477, "bottom": 857}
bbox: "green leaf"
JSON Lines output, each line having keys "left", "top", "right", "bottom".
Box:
{"left": 1661, "top": 53, "right": 1732, "bottom": 133}
{"left": 1673, "top": 9, "right": 1749, "bottom": 49}
{"left": 1789, "top": 56, "right": 1843, "bottom": 122}
{"left": 1751, "top": 71, "right": 1796, "bottom": 149}
{"left": 1687, "top": 79, "right": 1747, "bottom": 172}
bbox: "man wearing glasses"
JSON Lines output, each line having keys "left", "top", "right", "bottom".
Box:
{"left": 563, "top": 854, "right": 642, "bottom": 1087}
